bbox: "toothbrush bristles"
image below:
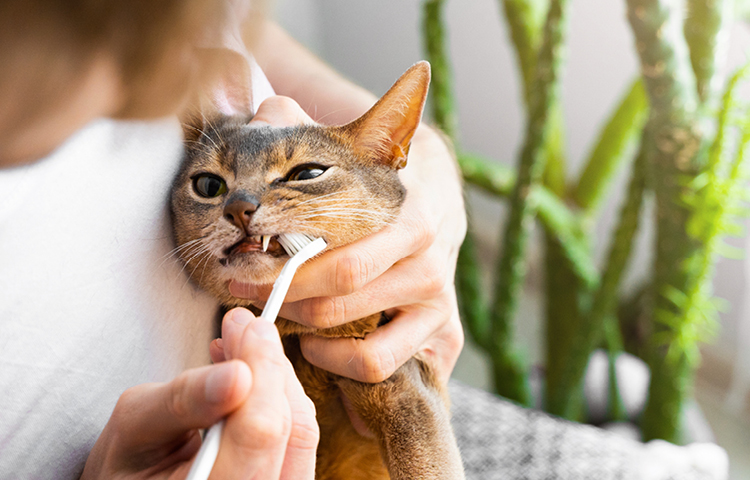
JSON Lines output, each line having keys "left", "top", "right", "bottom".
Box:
{"left": 278, "top": 233, "right": 317, "bottom": 256}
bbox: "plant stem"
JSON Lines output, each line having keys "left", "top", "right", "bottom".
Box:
{"left": 499, "top": 0, "right": 547, "bottom": 106}
{"left": 491, "top": 0, "right": 570, "bottom": 404}
{"left": 605, "top": 315, "right": 628, "bottom": 422}
{"left": 626, "top": 0, "right": 702, "bottom": 443}
{"left": 573, "top": 79, "right": 649, "bottom": 212}
{"left": 456, "top": 229, "right": 491, "bottom": 351}
{"left": 459, "top": 153, "right": 598, "bottom": 287}
{"left": 546, "top": 133, "right": 649, "bottom": 418}
{"left": 685, "top": 0, "right": 733, "bottom": 107}
{"left": 423, "top": 0, "right": 459, "bottom": 141}
{"left": 457, "top": 153, "right": 515, "bottom": 195}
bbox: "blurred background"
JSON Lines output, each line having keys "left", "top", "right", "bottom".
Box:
{"left": 272, "top": 0, "right": 750, "bottom": 477}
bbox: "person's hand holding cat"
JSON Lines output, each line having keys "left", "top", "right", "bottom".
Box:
{"left": 227, "top": 95, "right": 466, "bottom": 386}
{"left": 81, "top": 308, "right": 318, "bottom": 480}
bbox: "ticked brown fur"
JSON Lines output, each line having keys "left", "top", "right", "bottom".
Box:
{"left": 171, "top": 62, "right": 464, "bottom": 479}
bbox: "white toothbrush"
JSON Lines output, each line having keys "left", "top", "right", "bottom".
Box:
{"left": 186, "top": 233, "right": 326, "bottom": 480}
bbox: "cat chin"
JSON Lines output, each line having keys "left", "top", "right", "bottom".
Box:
{"left": 221, "top": 255, "right": 286, "bottom": 285}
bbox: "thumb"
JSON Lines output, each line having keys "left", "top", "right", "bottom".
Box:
{"left": 249, "top": 96, "right": 315, "bottom": 128}
{"left": 116, "top": 360, "right": 252, "bottom": 446}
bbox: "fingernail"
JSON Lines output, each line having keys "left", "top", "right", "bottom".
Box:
{"left": 230, "top": 308, "right": 253, "bottom": 326}
{"left": 252, "top": 320, "right": 279, "bottom": 341}
{"left": 228, "top": 280, "right": 260, "bottom": 300}
{"left": 205, "top": 362, "right": 236, "bottom": 404}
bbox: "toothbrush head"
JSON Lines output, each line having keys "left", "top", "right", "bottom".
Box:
{"left": 277, "top": 233, "right": 318, "bottom": 256}
{"left": 260, "top": 236, "right": 327, "bottom": 323}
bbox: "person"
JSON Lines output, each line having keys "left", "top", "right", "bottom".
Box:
{"left": 0, "top": 1, "right": 465, "bottom": 478}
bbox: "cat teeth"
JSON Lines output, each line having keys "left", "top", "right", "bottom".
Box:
{"left": 251, "top": 235, "right": 262, "bottom": 243}
{"left": 262, "top": 235, "right": 271, "bottom": 252}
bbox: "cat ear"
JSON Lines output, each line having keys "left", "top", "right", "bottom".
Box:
{"left": 342, "top": 61, "right": 431, "bottom": 169}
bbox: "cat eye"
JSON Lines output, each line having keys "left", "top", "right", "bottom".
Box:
{"left": 192, "top": 174, "right": 228, "bottom": 198}
{"left": 286, "top": 164, "right": 328, "bottom": 182}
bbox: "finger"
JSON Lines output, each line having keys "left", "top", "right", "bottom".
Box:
{"left": 229, "top": 209, "right": 432, "bottom": 302}
{"left": 414, "top": 303, "right": 464, "bottom": 385}
{"left": 221, "top": 307, "right": 256, "bottom": 361}
{"left": 277, "top": 248, "right": 448, "bottom": 328}
{"left": 279, "top": 366, "right": 319, "bottom": 479}
{"left": 250, "top": 96, "right": 315, "bottom": 128}
{"left": 211, "top": 318, "right": 294, "bottom": 479}
{"left": 209, "top": 338, "right": 225, "bottom": 363}
{"left": 113, "top": 360, "right": 251, "bottom": 447}
{"left": 299, "top": 297, "right": 452, "bottom": 383}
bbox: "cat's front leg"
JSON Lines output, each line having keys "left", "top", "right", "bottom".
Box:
{"left": 337, "top": 356, "right": 465, "bottom": 480}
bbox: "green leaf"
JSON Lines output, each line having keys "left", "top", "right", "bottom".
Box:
{"left": 573, "top": 79, "right": 649, "bottom": 212}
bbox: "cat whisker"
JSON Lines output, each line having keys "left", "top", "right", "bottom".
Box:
{"left": 183, "top": 123, "right": 222, "bottom": 152}
{"left": 182, "top": 252, "right": 210, "bottom": 291}
{"left": 281, "top": 198, "right": 369, "bottom": 212}
{"left": 294, "top": 191, "right": 344, "bottom": 206}
{"left": 177, "top": 244, "right": 214, "bottom": 280}
{"left": 312, "top": 106, "right": 355, "bottom": 125}
{"left": 181, "top": 245, "right": 212, "bottom": 267}
{"left": 183, "top": 139, "right": 215, "bottom": 157}
{"left": 157, "top": 238, "right": 208, "bottom": 269}
{"left": 295, "top": 199, "right": 372, "bottom": 208}
{"left": 297, "top": 214, "right": 396, "bottom": 224}
{"left": 300, "top": 208, "right": 396, "bottom": 218}
{"left": 298, "top": 211, "right": 395, "bottom": 218}
{"left": 192, "top": 251, "right": 214, "bottom": 289}
{"left": 204, "top": 117, "right": 228, "bottom": 147}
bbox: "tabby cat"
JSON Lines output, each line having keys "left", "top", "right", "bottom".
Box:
{"left": 170, "top": 62, "right": 464, "bottom": 479}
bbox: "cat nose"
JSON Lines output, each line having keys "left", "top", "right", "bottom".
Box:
{"left": 223, "top": 195, "right": 260, "bottom": 231}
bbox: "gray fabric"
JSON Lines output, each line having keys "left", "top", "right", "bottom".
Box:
{"left": 449, "top": 381, "right": 727, "bottom": 480}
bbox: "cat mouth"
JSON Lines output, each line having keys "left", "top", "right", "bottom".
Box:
{"left": 224, "top": 234, "right": 287, "bottom": 258}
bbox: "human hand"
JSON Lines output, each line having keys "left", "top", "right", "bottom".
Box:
{"left": 81, "top": 308, "right": 318, "bottom": 480}
{"left": 229, "top": 96, "right": 466, "bottom": 385}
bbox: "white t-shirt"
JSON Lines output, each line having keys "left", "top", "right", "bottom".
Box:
{"left": 0, "top": 118, "right": 218, "bottom": 478}
{"left": 0, "top": 66, "right": 275, "bottom": 479}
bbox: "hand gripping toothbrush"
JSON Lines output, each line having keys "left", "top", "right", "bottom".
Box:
{"left": 186, "top": 233, "right": 326, "bottom": 480}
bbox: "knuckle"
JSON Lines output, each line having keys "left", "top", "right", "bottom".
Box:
{"left": 421, "top": 255, "right": 451, "bottom": 298}
{"left": 445, "top": 318, "right": 465, "bottom": 354}
{"left": 357, "top": 345, "right": 397, "bottom": 383}
{"left": 422, "top": 262, "right": 448, "bottom": 298}
{"left": 166, "top": 372, "right": 192, "bottom": 420}
{"left": 254, "top": 347, "right": 291, "bottom": 373}
{"left": 111, "top": 385, "right": 144, "bottom": 427}
{"left": 334, "top": 253, "right": 373, "bottom": 296}
{"left": 303, "top": 296, "right": 345, "bottom": 329}
{"left": 411, "top": 214, "right": 437, "bottom": 251}
{"left": 288, "top": 409, "right": 320, "bottom": 449}
{"left": 114, "top": 385, "right": 141, "bottom": 412}
{"left": 238, "top": 409, "right": 292, "bottom": 449}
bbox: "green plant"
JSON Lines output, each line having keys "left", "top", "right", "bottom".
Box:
{"left": 423, "top": 0, "right": 750, "bottom": 443}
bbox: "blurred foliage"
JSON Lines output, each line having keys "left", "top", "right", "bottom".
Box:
{"left": 422, "top": 0, "right": 750, "bottom": 443}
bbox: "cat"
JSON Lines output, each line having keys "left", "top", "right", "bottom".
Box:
{"left": 170, "top": 62, "right": 465, "bottom": 479}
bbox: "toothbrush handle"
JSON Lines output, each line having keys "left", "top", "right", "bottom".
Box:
{"left": 261, "top": 237, "right": 327, "bottom": 323}
{"left": 185, "top": 237, "right": 326, "bottom": 479}
{"left": 185, "top": 419, "right": 224, "bottom": 480}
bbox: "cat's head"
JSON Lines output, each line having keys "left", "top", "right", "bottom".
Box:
{"left": 170, "top": 62, "right": 430, "bottom": 305}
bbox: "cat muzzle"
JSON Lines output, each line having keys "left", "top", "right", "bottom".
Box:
{"left": 224, "top": 234, "right": 286, "bottom": 258}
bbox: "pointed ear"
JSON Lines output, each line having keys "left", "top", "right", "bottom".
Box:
{"left": 342, "top": 61, "right": 430, "bottom": 169}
